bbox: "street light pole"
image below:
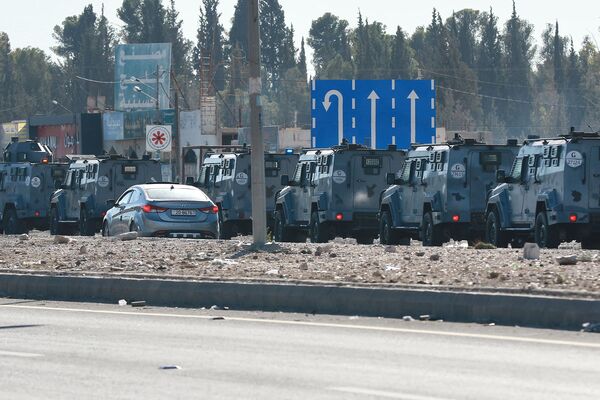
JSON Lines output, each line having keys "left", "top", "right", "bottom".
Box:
{"left": 248, "top": 0, "right": 266, "bottom": 245}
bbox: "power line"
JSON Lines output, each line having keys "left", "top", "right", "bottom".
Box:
{"left": 437, "top": 85, "right": 587, "bottom": 109}
{"left": 75, "top": 75, "right": 120, "bottom": 84}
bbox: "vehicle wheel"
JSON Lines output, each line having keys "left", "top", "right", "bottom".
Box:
{"left": 379, "top": 210, "right": 402, "bottom": 245}
{"left": 218, "top": 210, "right": 232, "bottom": 240}
{"left": 485, "top": 209, "right": 509, "bottom": 248}
{"left": 535, "top": 212, "right": 560, "bottom": 249}
{"left": 50, "top": 207, "right": 62, "bottom": 235}
{"left": 102, "top": 221, "right": 110, "bottom": 237}
{"left": 129, "top": 221, "right": 140, "bottom": 233}
{"left": 79, "top": 208, "right": 95, "bottom": 236}
{"left": 273, "top": 209, "right": 292, "bottom": 242}
{"left": 421, "top": 212, "right": 442, "bottom": 246}
{"left": 309, "top": 211, "right": 329, "bottom": 243}
{"left": 355, "top": 232, "right": 374, "bottom": 245}
{"left": 3, "top": 208, "right": 24, "bottom": 235}
{"left": 581, "top": 238, "right": 600, "bottom": 250}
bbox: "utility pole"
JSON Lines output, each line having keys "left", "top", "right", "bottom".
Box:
{"left": 248, "top": 0, "right": 266, "bottom": 244}
{"left": 174, "top": 91, "right": 180, "bottom": 182}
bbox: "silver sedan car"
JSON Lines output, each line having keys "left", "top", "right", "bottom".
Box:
{"left": 102, "top": 184, "right": 219, "bottom": 239}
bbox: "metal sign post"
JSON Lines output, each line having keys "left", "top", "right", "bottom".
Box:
{"left": 248, "top": 0, "right": 267, "bottom": 245}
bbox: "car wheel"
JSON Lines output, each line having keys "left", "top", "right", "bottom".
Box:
{"left": 79, "top": 208, "right": 95, "bottom": 236}
{"left": 535, "top": 212, "right": 560, "bottom": 249}
{"left": 102, "top": 221, "right": 110, "bottom": 237}
{"left": 379, "top": 210, "right": 401, "bottom": 245}
{"left": 218, "top": 209, "right": 232, "bottom": 240}
{"left": 485, "top": 209, "right": 508, "bottom": 248}
{"left": 310, "top": 211, "right": 328, "bottom": 243}
{"left": 3, "top": 208, "right": 24, "bottom": 235}
{"left": 274, "top": 209, "right": 292, "bottom": 242}
{"left": 421, "top": 212, "right": 442, "bottom": 246}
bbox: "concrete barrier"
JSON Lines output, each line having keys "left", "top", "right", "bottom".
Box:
{"left": 1, "top": 272, "right": 598, "bottom": 330}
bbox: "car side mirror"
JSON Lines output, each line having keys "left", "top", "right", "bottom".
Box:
{"left": 281, "top": 175, "right": 290, "bottom": 186}
{"left": 386, "top": 173, "right": 396, "bottom": 185}
{"left": 496, "top": 170, "right": 506, "bottom": 183}
{"left": 106, "top": 199, "right": 116, "bottom": 208}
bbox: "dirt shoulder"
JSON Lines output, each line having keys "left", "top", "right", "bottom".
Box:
{"left": 1, "top": 232, "right": 599, "bottom": 299}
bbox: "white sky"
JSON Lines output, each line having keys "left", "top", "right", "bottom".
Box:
{"left": 2, "top": 0, "right": 600, "bottom": 75}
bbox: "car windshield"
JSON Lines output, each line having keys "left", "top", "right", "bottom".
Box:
{"left": 145, "top": 187, "right": 209, "bottom": 201}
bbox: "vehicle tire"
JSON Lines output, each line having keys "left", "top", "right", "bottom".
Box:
{"left": 218, "top": 209, "right": 232, "bottom": 240}
{"left": 421, "top": 212, "right": 442, "bottom": 246}
{"left": 129, "top": 221, "right": 140, "bottom": 233}
{"left": 379, "top": 210, "right": 402, "bottom": 245}
{"left": 355, "top": 232, "right": 374, "bottom": 245}
{"left": 309, "top": 211, "right": 329, "bottom": 243}
{"left": 273, "top": 209, "right": 293, "bottom": 242}
{"left": 102, "top": 221, "right": 110, "bottom": 237}
{"left": 50, "top": 207, "right": 62, "bottom": 235}
{"left": 535, "top": 212, "right": 560, "bottom": 249}
{"left": 485, "top": 209, "right": 509, "bottom": 248}
{"left": 2, "top": 208, "right": 24, "bottom": 235}
{"left": 79, "top": 208, "right": 95, "bottom": 236}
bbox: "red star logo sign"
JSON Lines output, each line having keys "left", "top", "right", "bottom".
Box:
{"left": 152, "top": 130, "right": 166, "bottom": 146}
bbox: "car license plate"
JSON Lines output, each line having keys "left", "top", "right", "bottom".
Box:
{"left": 172, "top": 209, "right": 196, "bottom": 216}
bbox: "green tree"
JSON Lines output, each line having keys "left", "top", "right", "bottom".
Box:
{"left": 10, "top": 48, "right": 54, "bottom": 118}
{"left": 0, "top": 32, "right": 13, "bottom": 121}
{"left": 298, "top": 37, "right": 308, "bottom": 80}
{"left": 307, "top": 13, "right": 351, "bottom": 76}
{"left": 228, "top": 0, "right": 249, "bottom": 59}
{"left": 259, "top": 0, "right": 290, "bottom": 93}
{"left": 194, "top": 0, "right": 225, "bottom": 92}
{"left": 390, "top": 26, "right": 414, "bottom": 79}
{"left": 165, "top": 0, "right": 191, "bottom": 76}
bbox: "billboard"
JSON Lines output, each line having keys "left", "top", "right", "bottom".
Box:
{"left": 180, "top": 110, "right": 218, "bottom": 147}
{"left": 123, "top": 109, "right": 176, "bottom": 140}
{"left": 115, "top": 43, "right": 172, "bottom": 111}
{"left": 102, "top": 112, "right": 124, "bottom": 141}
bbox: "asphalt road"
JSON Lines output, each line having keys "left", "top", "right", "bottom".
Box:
{"left": 1, "top": 299, "right": 599, "bottom": 400}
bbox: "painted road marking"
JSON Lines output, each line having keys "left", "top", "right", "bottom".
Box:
{"left": 331, "top": 387, "right": 451, "bottom": 400}
{"left": 1, "top": 304, "right": 600, "bottom": 350}
{"left": 0, "top": 350, "right": 43, "bottom": 358}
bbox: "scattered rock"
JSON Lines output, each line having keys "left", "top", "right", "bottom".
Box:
{"left": 329, "top": 252, "right": 337, "bottom": 258}
{"left": 118, "top": 299, "right": 127, "bottom": 306}
{"left": 372, "top": 271, "right": 384, "bottom": 278}
{"left": 474, "top": 242, "right": 496, "bottom": 250}
{"left": 430, "top": 254, "right": 440, "bottom": 261}
{"left": 210, "top": 316, "right": 225, "bottom": 321}
{"left": 211, "top": 258, "right": 238, "bottom": 266}
{"left": 444, "top": 240, "right": 468, "bottom": 248}
{"left": 299, "top": 262, "right": 308, "bottom": 270}
{"left": 300, "top": 248, "right": 312, "bottom": 255}
{"left": 578, "top": 254, "right": 593, "bottom": 263}
{"left": 314, "top": 248, "right": 322, "bottom": 256}
{"left": 384, "top": 246, "right": 397, "bottom": 253}
{"left": 265, "top": 269, "right": 279, "bottom": 275}
{"left": 110, "top": 266, "right": 124, "bottom": 272}
{"left": 556, "top": 255, "right": 578, "bottom": 266}
{"left": 158, "top": 365, "right": 181, "bottom": 370}
{"left": 416, "top": 251, "right": 425, "bottom": 257}
{"left": 116, "top": 232, "right": 138, "bottom": 241}
{"left": 18, "top": 234, "right": 30, "bottom": 241}
{"left": 523, "top": 243, "right": 540, "bottom": 260}
{"left": 402, "top": 315, "right": 414, "bottom": 321}
{"left": 130, "top": 301, "right": 146, "bottom": 307}
{"left": 54, "top": 235, "right": 75, "bottom": 244}
{"left": 488, "top": 271, "right": 500, "bottom": 279}
{"left": 419, "top": 314, "right": 431, "bottom": 321}
{"left": 79, "top": 245, "right": 87, "bottom": 255}
{"left": 210, "top": 305, "right": 220, "bottom": 310}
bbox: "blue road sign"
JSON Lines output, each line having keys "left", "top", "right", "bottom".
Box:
{"left": 311, "top": 80, "right": 436, "bottom": 149}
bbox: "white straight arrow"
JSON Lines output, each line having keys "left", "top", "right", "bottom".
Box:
{"left": 407, "top": 90, "right": 419, "bottom": 144}
{"left": 323, "top": 90, "right": 344, "bottom": 144}
{"left": 368, "top": 90, "right": 380, "bottom": 149}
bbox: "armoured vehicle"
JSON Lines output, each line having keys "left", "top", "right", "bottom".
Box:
{"left": 274, "top": 144, "right": 406, "bottom": 244}
{"left": 0, "top": 140, "right": 68, "bottom": 234}
{"left": 50, "top": 156, "right": 162, "bottom": 235}
{"left": 485, "top": 130, "right": 600, "bottom": 249}
{"left": 197, "top": 151, "right": 299, "bottom": 239}
{"left": 379, "top": 136, "right": 519, "bottom": 246}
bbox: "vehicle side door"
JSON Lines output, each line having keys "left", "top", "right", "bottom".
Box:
{"left": 112, "top": 190, "right": 133, "bottom": 234}
{"left": 121, "top": 188, "right": 142, "bottom": 230}
{"left": 507, "top": 156, "right": 528, "bottom": 225}
{"left": 296, "top": 161, "right": 316, "bottom": 225}
{"left": 521, "top": 154, "right": 541, "bottom": 225}
{"left": 398, "top": 159, "right": 416, "bottom": 225}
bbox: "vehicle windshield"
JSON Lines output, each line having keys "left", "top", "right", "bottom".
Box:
{"left": 145, "top": 187, "right": 210, "bottom": 201}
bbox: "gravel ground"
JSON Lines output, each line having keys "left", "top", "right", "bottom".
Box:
{"left": 1, "top": 231, "right": 599, "bottom": 298}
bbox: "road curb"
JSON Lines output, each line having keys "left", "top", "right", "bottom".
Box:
{"left": 1, "top": 272, "right": 598, "bottom": 330}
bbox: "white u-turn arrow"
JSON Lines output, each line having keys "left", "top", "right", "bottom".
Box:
{"left": 368, "top": 90, "right": 380, "bottom": 149}
{"left": 323, "top": 90, "right": 344, "bottom": 144}
{"left": 407, "top": 90, "right": 419, "bottom": 144}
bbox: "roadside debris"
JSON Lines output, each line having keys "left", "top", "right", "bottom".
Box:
{"left": 523, "top": 243, "right": 540, "bottom": 260}
{"left": 474, "top": 242, "right": 496, "bottom": 250}
{"left": 444, "top": 240, "right": 468, "bottom": 249}
{"left": 54, "top": 235, "right": 75, "bottom": 244}
{"left": 116, "top": 232, "right": 137, "bottom": 242}
{"left": 556, "top": 255, "right": 578, "bottom": 266}
{"left": 118, "top": 299, "right": 127, "bottom": 306}
{"left": 430, "top": 254, "right": 440, "bottom": 261}
{"left": 79, "top": 245, "right": 87, "bottom": 255}
{"left": 159, "top": 365, "right": 181, "bottom": 370}
{"left": 210, "top": 316, "right": 225, "bottom": 320}
{"left": 130, "top": 301, "right": 146, "bottom": 307}
{"left": 402, "top": 315, "right": 414, "bottom": 321}
{"left": 18, "top": 234, "right": 30, "bottom": 241}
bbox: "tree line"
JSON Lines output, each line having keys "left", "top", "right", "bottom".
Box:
{"left": 1, "top": 0, "right": 600, "bottom": 140}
